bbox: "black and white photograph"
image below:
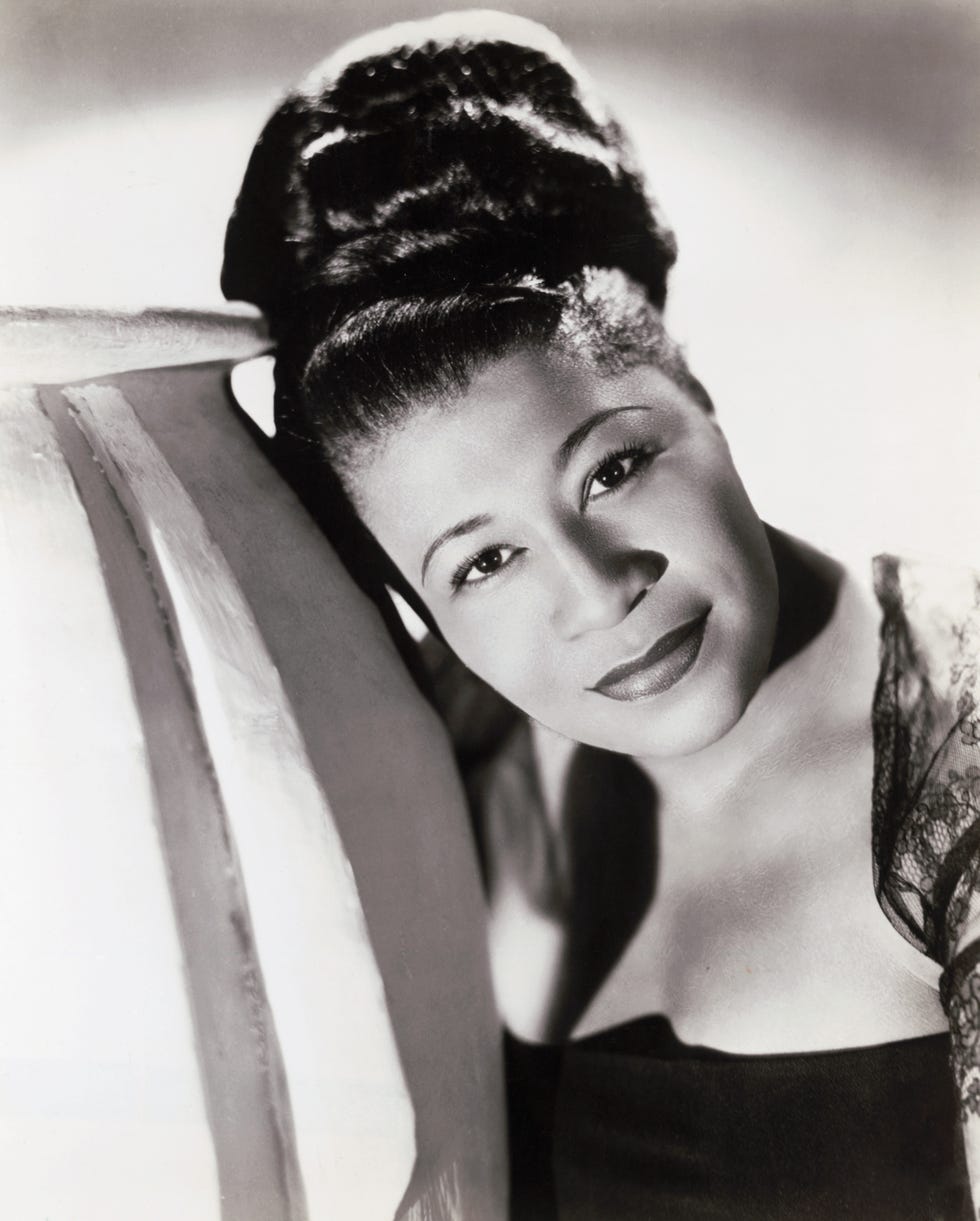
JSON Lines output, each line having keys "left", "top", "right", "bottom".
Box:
{"left": 2, "top": 1, "right": 979, "bottom": 1217}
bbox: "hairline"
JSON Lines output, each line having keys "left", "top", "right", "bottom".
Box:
{"left": 336, "top": 327, "right": 707, "bottom": 507}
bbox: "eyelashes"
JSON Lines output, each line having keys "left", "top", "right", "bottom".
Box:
{"left": 450, "top": 544, "right": 522, "bottom": 591}
{"left": 580, "top": 444, "right": 653, "bottom": 509}
{"left": 449, "top": 443, "right": 656, "bottom": 593}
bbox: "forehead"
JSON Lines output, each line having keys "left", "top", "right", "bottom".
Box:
{"left": 350, "top": 345, "right": 689, "bottom": 552}
{"left": 356, "top": 345, "right": 682, "bottom": 482}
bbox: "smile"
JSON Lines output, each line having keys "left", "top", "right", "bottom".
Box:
{"left": 589, "top": 612, "right": 709, "bottom": 702}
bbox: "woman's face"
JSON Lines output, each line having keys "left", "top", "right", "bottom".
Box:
{"left": 353, "top": 344, "right": 778, "bottom": 758}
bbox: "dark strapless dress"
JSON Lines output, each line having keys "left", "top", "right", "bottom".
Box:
{"left": 506, "top": 1019, "right": 970, "bottom": 1220}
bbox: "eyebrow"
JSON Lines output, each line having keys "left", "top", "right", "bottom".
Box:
{"left": 555, "top": 405, "right": 653, "bottom": 472}
{"left": 421, "top": 513, "right": 492, "bottom": 585}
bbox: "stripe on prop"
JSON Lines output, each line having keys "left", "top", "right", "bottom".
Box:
{"left": 66, "top": 382, "right": 417, "bottom": 1221}
{"left": 37, "top": 380, "right": 305, "bottom": 1221}
{"left": 0, "top": 386, "right": 221, "bottom": 1221}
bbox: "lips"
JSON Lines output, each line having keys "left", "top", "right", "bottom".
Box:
{"left": 590, "top": 612, "right": 709, "bottom": 702}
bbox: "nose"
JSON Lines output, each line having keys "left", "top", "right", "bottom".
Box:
{"left": 550, "top": 529, "right": 666, "bottom": 640}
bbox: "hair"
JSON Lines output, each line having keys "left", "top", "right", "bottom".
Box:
{"left": 221, "top": 10, "right": 705, "bottom": 491}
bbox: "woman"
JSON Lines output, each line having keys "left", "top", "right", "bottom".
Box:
{"left": 222, "top": 11, "right": 980, "bottom": 1217}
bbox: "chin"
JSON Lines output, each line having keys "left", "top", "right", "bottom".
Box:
{"left": 632, "top": 679, "right": 755, "bottom": 759}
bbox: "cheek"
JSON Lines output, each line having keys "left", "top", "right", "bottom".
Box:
{"left": 720, "top": 475, "right": 776, "bottom": 603}
{"left": 686, "top": 449, "right": 771, "bottom": 586}
{"left": 440, "top": 596, "right": 593, "bottom": 733}
{"left": 441, "top": 603, "right": 552, "bottom": 710}
{"left": 658, "top": 447, "right": 776, "bottom": 668}
{"left": 705, "top": 471, "right": 778, "bottom": 670}
{"left": 644, "top": 445, "right": 767, "bottom": 589}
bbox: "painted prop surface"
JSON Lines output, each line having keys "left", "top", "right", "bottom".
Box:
{"left": 0, "top": 311, "right": 506, "bottom": 1221}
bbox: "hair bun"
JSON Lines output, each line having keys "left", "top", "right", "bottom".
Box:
{"left": 222, "top": 11, "right": 676, "bottom": 330}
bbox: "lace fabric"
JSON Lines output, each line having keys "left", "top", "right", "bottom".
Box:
{"left": 872, "top": 555, "right": 980, "bottom": 1125}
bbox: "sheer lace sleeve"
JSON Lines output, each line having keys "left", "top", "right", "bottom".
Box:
{"left": 872, "top": 555, "right": 980, "bottom": 1197}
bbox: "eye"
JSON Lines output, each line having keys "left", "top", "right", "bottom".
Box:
{"left": 582, "top": 446, "right": 652, "bottom": 508}
{"left": 451, "top": 544, "right": 522, "bottom": 591}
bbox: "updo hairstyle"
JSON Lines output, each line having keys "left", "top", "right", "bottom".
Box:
{"left": 221, "top": 11, "right": 705, "bottom": 490}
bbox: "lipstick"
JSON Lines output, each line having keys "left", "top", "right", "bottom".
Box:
{"left": 590, "top": 612, "right": 708, "bottom": 702}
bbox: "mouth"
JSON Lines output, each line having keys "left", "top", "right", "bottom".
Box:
{"left": 589, "top": 611, "right": 709, "bottom": 702}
